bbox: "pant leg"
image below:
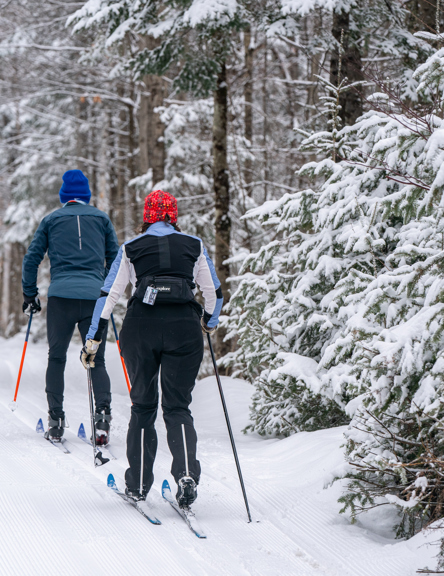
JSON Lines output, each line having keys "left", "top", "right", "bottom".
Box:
{"left": 125, "top": 405, "right": 158, "bottom": 493}
{"left": 120, "top": 315, "right": 162, "bottom": 492}
{"left": 46, "top": 297, "right": 77, "bottom": 415}
{"left": 160, "top": 310, "right": 204, "bottom": 484}
{"left": 77, "top": 300, "right": 111, "bottom": 411}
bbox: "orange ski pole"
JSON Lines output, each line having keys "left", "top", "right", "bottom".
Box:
{"left": 10, "top": 311, "right": 33, "bottom": 411}
{"left": 110, "top": 313, "right": 131, "bottom": 394}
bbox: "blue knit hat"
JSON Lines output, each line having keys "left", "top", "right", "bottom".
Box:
{"left": 59, "top": 170, "right": 91, "bottom": 204}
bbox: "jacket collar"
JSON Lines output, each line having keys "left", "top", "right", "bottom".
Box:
{"left": 62, "top": 199, "right": 87, "bottom": 207}
{"left": 146, "top": 221, "right": 174, "bottom": 232}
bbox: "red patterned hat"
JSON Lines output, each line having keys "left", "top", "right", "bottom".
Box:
{"left": 143, "top": 190, "right": 178, "bottom": 224}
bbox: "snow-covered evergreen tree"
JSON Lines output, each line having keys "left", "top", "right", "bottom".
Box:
{"left": 225, "top": 24, "right": 444, "bottom": 538}
{"left": 222, "top": 77, "right": 357, "bottom": 435}
{"left": 338, "top": 42, "right": 444, "bottom": 537}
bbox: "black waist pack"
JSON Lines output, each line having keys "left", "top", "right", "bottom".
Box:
{"left": 134, "top": 275, "right": 195, "bottom": 305}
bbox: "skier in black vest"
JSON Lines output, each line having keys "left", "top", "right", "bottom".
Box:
{"left": 81, "top": 190, "right": 222, "bottom": 507}
{"left": 22, "top": 169, "right": 119, "bottom": 443}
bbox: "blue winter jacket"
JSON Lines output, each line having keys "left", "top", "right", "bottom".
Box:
{"left": 22, "top": 201, "right": 119, "bottom": 300}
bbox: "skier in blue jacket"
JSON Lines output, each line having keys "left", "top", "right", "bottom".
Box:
{"left": 22, "top": 170, "right": 119, "bottom": 443}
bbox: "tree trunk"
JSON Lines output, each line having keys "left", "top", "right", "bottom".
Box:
{"left": 109, "top": 95, "right": 125, "bottom": 244}
{"left": 262, "top": 37, "right": 269, "bottom": 203}
{"left": 243, "top": 26, "right": 255, "bottom": 251}
{"left": 244, "top": 25, "right": 254, "bottom": 192}
{"left": 138, "top": 82, "right": 150, "bottom": 178}
{"left": 0, "top": 242, "right": 26, "bottom": 337}
{"left": 213, "top": 62, "right": 231, "bottom": 364}
{"left": 407, "top": 0, "right": 439, "bottom": 32}
{"left": 146, "top": 73, "right": 166, "bottom": 187}
{"left": 329, "top": 9, "right": 363, "bottom": 127}
{"left": 127, "top": 85, "right": 137, "bottom": 237}
{"left": 77, "top": 96, "right": 88, "bottom": 173}
{"left": 138, "top": 37, "right": 167, "bottom": 190}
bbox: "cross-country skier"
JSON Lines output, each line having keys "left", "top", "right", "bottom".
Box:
{"left": 80, "top": 190, "right": 222, "bottom": 508}
{"left": 22, "top": 169, "right": 119, "bottom": 444}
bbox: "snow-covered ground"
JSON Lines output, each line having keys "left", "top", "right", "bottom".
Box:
{"left": 0, "top": 333, "right": 440, "bottom": 576}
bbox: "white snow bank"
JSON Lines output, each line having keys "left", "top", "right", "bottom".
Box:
{"left": 0, "top": 334, "right": 440, "bottom": 575}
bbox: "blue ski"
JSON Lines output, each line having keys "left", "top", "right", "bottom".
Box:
{"left": 36, "top": 418, "right": 70, "bottom": 454}
{"left": 107, "top": 474, "right": 161, "bottom": 525}
{"left": 78, "top": 423, "right": 116, "bottom": 459}
{"left": 162, "top": 479, "right": 206, "bottom": 538}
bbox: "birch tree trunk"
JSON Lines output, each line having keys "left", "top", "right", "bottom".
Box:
{"left": 213, "top": 62, "right": 231, "bottom": 363}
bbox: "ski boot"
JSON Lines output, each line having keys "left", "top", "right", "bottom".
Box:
{"left": 45, "top": 412, "right": 65, "bottom": 442}
{"left": 125, "top": 486, "right": 147, "bottom": 502}
{"left": 95, "top": 408, "right": 111, "bottom": 446}
{"left": 176, "top": 476, "right": 197, "bottom": 509}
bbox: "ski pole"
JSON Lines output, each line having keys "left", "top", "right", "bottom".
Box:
{"left": 110, "top": 313, "right": 131, "bottom": 394}
{"left": 10, "top": 311, "right": 33, "bottom": 411}
{"left": 207, "top": 333, "right": 252, "bottom": 523}
{"left": 86, "top": 364, "right": 109, "bottom": 467}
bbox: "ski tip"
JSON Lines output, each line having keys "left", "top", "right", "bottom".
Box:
{"left": 9, "top": 401, "right": 17, "bottom": 412}
{"left": 150, "top": 517, "right": 162, "bottom": 525}
{"left": 36, "top": 418, "right": 44, "bottom": 433}
{"left": 161, "top": 479, "right": 170, "bottom": 495}
{"left": 107, "top": 473, "right": 116, "bottom": 488}
{"left": 77, "top": 422, "right": 86, "bottom": 440}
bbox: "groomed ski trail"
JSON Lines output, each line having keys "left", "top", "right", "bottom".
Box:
{"left": 0, "top": 335, "right": 438, "bottom": 576}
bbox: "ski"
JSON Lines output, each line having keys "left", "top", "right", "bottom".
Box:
{"left": 107, "top": 474, "right": 161, "bottom": 525}
{"left": 36, "top": 418, "right": 70, "bottom": 454}
{"left": 77, "top": 423, "right": 116, "bottom": 460}
{"left": 161, "top": 479, "right": 206, "bottom": 538}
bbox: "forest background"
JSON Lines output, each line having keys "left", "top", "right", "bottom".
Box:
{"left": 3, "top": 0, "right": 444, "bottom": 568}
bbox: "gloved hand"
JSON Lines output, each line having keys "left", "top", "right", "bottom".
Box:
{"left": 201, "top": 317, "right": 217, "bottom": 335}
{"left": 22, "top": 293, "right": 42, "bottom": 316}
{"left": 80, "top": 339, "right": 102, "bottom": 369}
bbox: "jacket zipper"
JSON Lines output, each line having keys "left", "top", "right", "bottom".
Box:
{"left": 77, "top": 215, "right": 82, "bottom": 250}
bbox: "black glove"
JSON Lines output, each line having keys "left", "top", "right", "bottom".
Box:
{"left": 201, "top": 317, "right": 217, "bottom": 335}
{"left": 22, "top": 293, "right": 42, "bottom": 316}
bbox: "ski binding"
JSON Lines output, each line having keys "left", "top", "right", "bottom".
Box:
{"left": 78, "top": 423, "right": 116, "bottom": 460}
{"left": 36, "top": 418, "right": 70, "bottom": 454}
{"left": 107, "top": 474, "right": 161, "bottom": 525}
{"left": 162, "top": 479, "right": 206, "bottom": 538}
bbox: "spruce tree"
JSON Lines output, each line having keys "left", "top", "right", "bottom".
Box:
{"left": 338, "top": 42, "right": 444, "bottom": 538}
{"left": 223, "top": 76, "right": 357, "bottom": 435}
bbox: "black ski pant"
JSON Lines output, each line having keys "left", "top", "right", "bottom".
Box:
{"left": 120, "top": 299, "right": 204, "bottom": 493}
{"left": 46, "top": 296, "right": 111, "bottom": 416}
